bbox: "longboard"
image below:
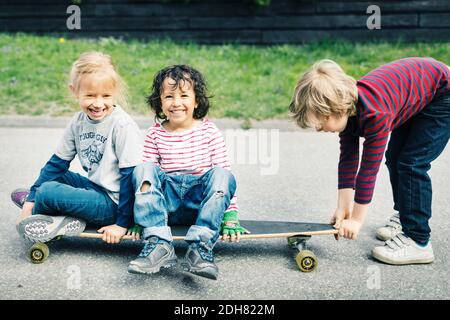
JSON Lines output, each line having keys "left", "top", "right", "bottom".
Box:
{"left": 26, "top": 220, "right": 338, "bottom": 272}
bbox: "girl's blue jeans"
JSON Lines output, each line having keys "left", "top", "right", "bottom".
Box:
{"left": 385, "top": 92, "right": 450, "bottom": 245}
{"left": 32, "top": 171, "right": 117, "bottom": 226}
{"left": 132, "top": 163, "right": 236, "bottom": 249}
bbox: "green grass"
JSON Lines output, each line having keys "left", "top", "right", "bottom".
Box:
{"left": 1, "top": 33, "right": 450, "bottom": 120}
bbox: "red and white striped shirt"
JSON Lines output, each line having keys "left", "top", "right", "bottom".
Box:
{"left": 143, "top": 118, "right": 238, "bottom": 212}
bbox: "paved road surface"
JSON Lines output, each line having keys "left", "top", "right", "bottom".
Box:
{"left": 1, "top": 127, "right": 449, "bottom": 300}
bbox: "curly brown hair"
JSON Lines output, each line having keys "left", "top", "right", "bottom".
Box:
{"left": 146, "top": 65, "right": 212, "bottom": 121}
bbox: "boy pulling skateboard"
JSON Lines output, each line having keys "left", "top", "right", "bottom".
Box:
{"left": 289, "top": 57, "right": 450, "bottom": 265}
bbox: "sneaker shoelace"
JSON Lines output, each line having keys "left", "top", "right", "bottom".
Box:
{"left": 138, "top": 238, "right": 159, "bottom": 258}
{"left": 198, "top": 245, "right": 214, "bottom": 262}
{"left": 386, "top": 233, "right": 410, "bottom": 250}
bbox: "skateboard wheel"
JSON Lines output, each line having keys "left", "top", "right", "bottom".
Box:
{"left": 296, "top": 250, "right": 317, "bottom": 272}
{"left": 28, "top": 243, "right": 49, "bottom": 264}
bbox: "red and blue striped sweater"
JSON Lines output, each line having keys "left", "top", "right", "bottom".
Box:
{"left": 338, "top": 57, "right": 450, "bottom": 204}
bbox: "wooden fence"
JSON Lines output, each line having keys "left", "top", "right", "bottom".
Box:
{"left": 1, "top": 0, "right": 450, "bottom": 43}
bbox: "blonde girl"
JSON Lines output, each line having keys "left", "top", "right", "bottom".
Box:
{"left": 13, "top": 51, "right": 142, "bottom": 244}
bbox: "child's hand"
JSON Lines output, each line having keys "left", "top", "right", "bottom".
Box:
{"left": 126, "top": 224, "right": 142, "bottom": 241}
{"left": 331, "top": 207, "right": 352, "bottom": 225}
{"left": 220, "top": 210, "right": 250, "bottom": 243}
{"left": 333, "top": 202, "right": 368, "bottom": 241}
{"left": 221, "top": 221, "right": 250, "bottom": 242}
{"left": 335, "top": 218, "right": 362, "bottom": 240}
{"left": 97, "top": 224, "right": 127, "bottom": 244}
{"left": 331, "top": 207, "right": 352, "bottom": 240}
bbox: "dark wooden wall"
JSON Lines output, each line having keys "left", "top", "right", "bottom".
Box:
{"left": 1, "top": 0, "right": 450, "bottom": 44}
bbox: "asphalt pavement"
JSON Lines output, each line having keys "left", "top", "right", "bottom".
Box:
{"left": 1, "top": 123, "right": 449, "bottom": 300}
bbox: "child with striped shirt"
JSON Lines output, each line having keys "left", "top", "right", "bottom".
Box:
{"left": 289, "top": 57, "right": 450, "bottom": 266}
{"left": 128, "top": 65, "right": 247, "bottom": 280}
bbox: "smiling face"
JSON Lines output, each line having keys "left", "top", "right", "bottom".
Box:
{"left": 307, "top": 111, "right": 349, "bottom": 133}
{"left": 160, "top": 77, "right": 198, "bottom": 131}
{"left": 73, "top": 72, "right": 116, "bottom": 121}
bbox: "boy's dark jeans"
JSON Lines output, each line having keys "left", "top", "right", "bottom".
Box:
{"left": 385, "top": 92, "right": 450, "bottom": 245}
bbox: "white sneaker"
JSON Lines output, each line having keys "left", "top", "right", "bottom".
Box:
{"left": 17, "top": 214, "right": 86, "bottom": 243}
{"left": 376, "top": 213, "right": 403, "bottom": 241}
{"left": 372, "top": 233, "right": 435, "bottom": 265}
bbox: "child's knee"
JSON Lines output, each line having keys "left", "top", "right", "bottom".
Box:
{"left": 208, "top": 168, "right": 236, "bottom": 195}
{"left": 140, "top": 181, "right": 151, "bottom": 193}
{"left": 397, "top": 154, "right": 430, "bottom": 176}
{"left": 35, "top": 181, "right": 59, "bottom": 202}
{"left": 132, "top": 162, "right": 160, "bottom": 186}
{"left": 34, "top": 181, "right": 62, "bottom": 212}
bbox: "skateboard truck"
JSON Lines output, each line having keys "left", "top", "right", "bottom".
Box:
{"left": 288, "top": 236, "right": 318, "bottom": 272}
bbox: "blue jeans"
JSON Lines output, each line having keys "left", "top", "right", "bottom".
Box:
{"left": 132, "top": 163, "right": 237, "bottom": 249}
{"left": 385, "top": 92, "right": 450, "bottom": 244}
{"left": 32, "top": 171, "right": 117, "bottom": 226}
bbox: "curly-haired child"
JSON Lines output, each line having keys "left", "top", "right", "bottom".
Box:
{"left": 128, "top": 65, "right": 248, "bottom": 280}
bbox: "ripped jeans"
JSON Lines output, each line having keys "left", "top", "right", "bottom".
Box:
{"left": 132, "top": 163, "right": 236, "bottom": 249}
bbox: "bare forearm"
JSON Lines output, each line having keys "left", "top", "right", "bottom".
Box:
{"left": 352, "top": 202, "right": 369, "bottom": 223}
{"left": 338, "top": 188, "right": 354, "bottom": 210}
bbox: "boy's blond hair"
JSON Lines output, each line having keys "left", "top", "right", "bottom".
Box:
{"left": 69, "top": 51, "right": 129, "bottom": 109}
{"left": 289, "top": 59, "right": 358, "bottom": 128}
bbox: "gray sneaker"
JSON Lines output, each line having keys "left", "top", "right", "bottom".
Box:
{"left": 372, "top": 233, "right": 435, "bottom": 265}
{"left": 376, "top": 213, "right": 403, "bottom": 241}
{"left": 17, "top": 214, "right": 86, "bottom": 242}
{"left": 128, "top": 237, "right": 177, "bottom": 275}
{"left": 184, "top": 242, "right": 218, "bottom": 280}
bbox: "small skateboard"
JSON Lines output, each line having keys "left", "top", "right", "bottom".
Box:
{"left": 26, "top": 220, "right": 338, "bottom": 272}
